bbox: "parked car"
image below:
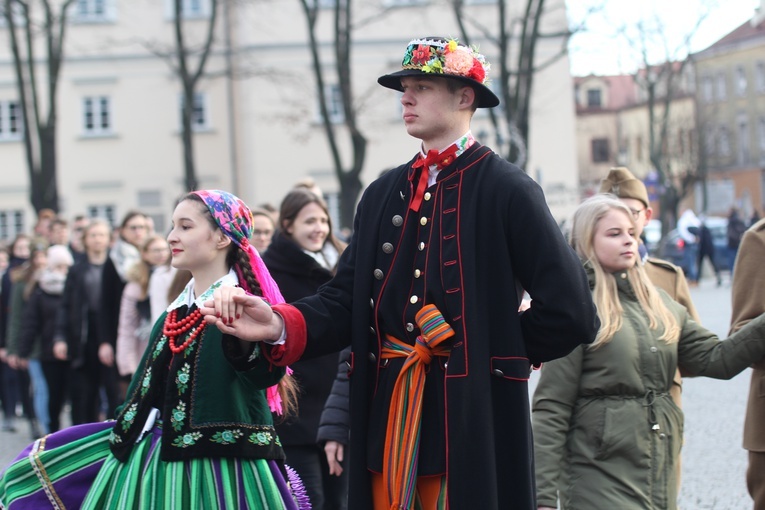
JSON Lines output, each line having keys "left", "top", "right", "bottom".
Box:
{"left": 643, "top": 219, "right": 662, "bottom": 255}
{"left": 658, "top": 216, "right": 730, "bottom": 276}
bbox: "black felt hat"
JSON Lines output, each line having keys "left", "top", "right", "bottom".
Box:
{"left": 378, "top": 37, "right": 499, "bottom": 108}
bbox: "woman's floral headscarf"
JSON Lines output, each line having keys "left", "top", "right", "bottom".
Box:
{"left": 192, "top": 190, "right": 284, "bottom": 306}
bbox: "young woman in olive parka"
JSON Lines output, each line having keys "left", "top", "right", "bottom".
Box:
{"left": 533, "top": 194, "right": 765, "bottom": 510}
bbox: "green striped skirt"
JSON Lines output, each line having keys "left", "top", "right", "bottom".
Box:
{"left": 0, "top": 421, "right": 309, "bottom": 509}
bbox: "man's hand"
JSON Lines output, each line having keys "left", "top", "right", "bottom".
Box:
{"left": 200, "top": 288, "right": 283, "bottom": 342}
{"left": 53, "top": 341, "right": 68, "bottom": 360}
{"left": 98, "top": 343, "right": 114, "bottom": 367}
{"left": 324, "top": 441, "right": 345, "bottom": 476}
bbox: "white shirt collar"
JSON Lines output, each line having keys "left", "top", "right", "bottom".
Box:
{"left": 166, "top": 268, "right": 239, "bottom": 312}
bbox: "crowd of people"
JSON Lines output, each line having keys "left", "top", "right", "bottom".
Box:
{"left": 0, "top": 34, "right": 764, "bottom": 510}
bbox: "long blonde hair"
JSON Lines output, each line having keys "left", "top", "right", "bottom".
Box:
{"left": 570, "top": 194, "right": 680, "bottom": 348}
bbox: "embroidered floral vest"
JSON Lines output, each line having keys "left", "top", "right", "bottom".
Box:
{"left": 109, "top": 307, "right": 286, "bottom": 463}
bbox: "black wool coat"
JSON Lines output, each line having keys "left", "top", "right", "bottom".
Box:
{"left": 262, "top": 231, "right": 345, "bottom": 446}
{"left": 292, "top": 144, "right": 599, "bottom": 509}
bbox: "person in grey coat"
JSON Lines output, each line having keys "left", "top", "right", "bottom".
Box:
{"left": 533, "top": 195, "right": 765, "bottom": 510}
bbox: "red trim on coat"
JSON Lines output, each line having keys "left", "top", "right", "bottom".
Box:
{"left": 264, "top": 303, "right": 307, "bottom": 366}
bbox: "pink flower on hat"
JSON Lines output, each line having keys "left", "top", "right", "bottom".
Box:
{"left": 443, "top": 47, "right": 474, "bottom": 77}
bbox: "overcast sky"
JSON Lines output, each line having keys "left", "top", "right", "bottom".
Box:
{"left": 566, "top": 0, "right": 760, "bottom": 76}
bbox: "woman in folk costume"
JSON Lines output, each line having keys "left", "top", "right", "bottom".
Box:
{"left": 0, "top": 190, "right": 310, "bottom": 510}
{"left": 533, "top": 194, "right": 765, "bottom": 510}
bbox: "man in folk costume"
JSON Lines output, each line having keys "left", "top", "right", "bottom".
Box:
{"left": 730, "top": 217, "right": 765, "bottom": 509}
{"left": 204, "top": 37, "right": 599, "bottom": 509}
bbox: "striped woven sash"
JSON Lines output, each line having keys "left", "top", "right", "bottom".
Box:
{"left": 381, "top": 304, "right": 454, "bottom": 509}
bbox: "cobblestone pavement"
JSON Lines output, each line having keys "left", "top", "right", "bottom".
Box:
{"left": 0, "top": 275, "right": 756, "bottom": 510}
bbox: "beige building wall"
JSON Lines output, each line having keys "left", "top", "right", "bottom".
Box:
{"left": 0, "top": 0, "right": 580, "bottom": 240}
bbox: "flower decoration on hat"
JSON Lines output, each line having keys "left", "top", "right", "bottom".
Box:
{"left": 402, "top": 38, "right": 491, "bottom": 85}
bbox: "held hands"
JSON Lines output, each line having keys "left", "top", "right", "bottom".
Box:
{"left": 199, "top": 286, "right": 283, "bottom": 343}
{"left": 98, "top": 343, "right": 115, "bottom": 367}
{"left": 324, "top": 441, "right": 345, "bottom": 476}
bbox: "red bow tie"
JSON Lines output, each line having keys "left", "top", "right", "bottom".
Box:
{"left": 409, "top": 145, "right": 459, "bottom": 212}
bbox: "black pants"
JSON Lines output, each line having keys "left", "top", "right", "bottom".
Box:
{"left": 69, "top": 356, "right": 120, "bottom": 425}
{"left": 283, "top": 444, "right": 348, "bottom": 510}
{"left": 41, "top": 359, "right": 70, "bottom": 432}
{"left": 1, "top": 361, "right": 34, "bottom": 422}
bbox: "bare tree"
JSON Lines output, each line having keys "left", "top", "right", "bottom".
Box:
{"left": 450, "top": 0, "right": 592, "bottom": 169}
{"left": 625, "top": 13, "right": 706, "bottom": 233}
{"left": 2, "top": 0, "right": 76, "bottom": 212}
{"left": 172, "top": 0, "right": 219, "bottom": 192}
{"left": 298, "top": 0, "right": 366, "bottom": 229}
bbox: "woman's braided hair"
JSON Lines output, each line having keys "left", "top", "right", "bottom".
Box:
{"left": 183, "top": 193, "right": 299, "bottom": 418}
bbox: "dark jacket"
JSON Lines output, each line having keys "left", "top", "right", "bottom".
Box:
{"left": 0, "top": 256, "right": 26, "bottom": 348}
{"left": 98, "top": 256, "right": 125, "bottom": 349}
{"left": 263, "top": 231, "right": 341, "bottom": 446}
{"left": 290, "top": 144, "right": 599, "bottom": 509}
{"left": 55, "top": 261, "right": 98, "bottom": 368}
{"left": 18, "top": 286, "right": 63, "bottom": 361}
{"left": 316, "top": 346, "right": 351, "bottom": 446}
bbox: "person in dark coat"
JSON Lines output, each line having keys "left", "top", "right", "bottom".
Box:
{"left": 316, "top": 346, "right": 351, "bottom": 481}
{"left": 263, "top": 188, "right": 349, "bottom": 510}
{"left": 695, "top": 216, "right": 721, "bottom": 286}
{"left": 202, "top": 36, "right": 599, "bottom": 510}
{"left": 16, "top": 245, "right": 74, "bottom": 434}
{"left": 53, "top": 219, "right": 116, "bottom": 424}
{"left": 0, "top": 234, "right": 32, "bottom": 433}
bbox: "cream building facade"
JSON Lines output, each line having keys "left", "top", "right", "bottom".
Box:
{"left": 0, "top": 0, "right": 580, "bottom": 240}
{"left": 693, "top": 2, "right": 765, "bottom": 217}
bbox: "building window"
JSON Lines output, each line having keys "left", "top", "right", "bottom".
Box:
{"left": 715, "top": 73, "right": 727, "bottom": 101}
{"left": 718, "top": 126, "right": 730, "bottom": 157}
{"left": 137, "top": 190, "right": 162, "bottom": 208}
{"left": 320, "top": 84, "right": 345, "bottom": 124}
{"left": 0, "top": 210, "right": 24, "bottom": 241}
{"left": 735, "top": 66, "right": 747, "bottom": 96}
{"left": 704, "top": 125, "right": 715, "bottom": 156}
{"left": 381, "top": 0, "right": 428, "bottom": 6}
{"left": 87, "top": 204, "right": 116, "bottom": 226}
{"left": 591, "top": 138, "right": 609, "bottom": 163}
{"left": 82, "top": 96, "right": 112, "bottom": 135}
{"left": 756, "top": 62, "right": 765, "bottom": 93}
{"left": 738, "top": 115, "right": 749, "bottom": 165}
{"left": 165, "top": 0, "right": 211, "bottom": 19}
{"left": 702, "top": 75, "right": 713, "bottom": 103}
{"left": 179, "top": 92, "right": 209, "bottom": 130}
{"left": 72, "top": 0, "right": 114, "bottom": 22}
{"left": 586, "top": 89, "right": 602, "bottom": 108}
{"left": 0, "top": 100, "right": 23, "bottom": 141}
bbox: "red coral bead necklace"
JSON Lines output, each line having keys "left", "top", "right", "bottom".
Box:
{"left": 163, "top": 308, "right": 207, "bottom": 354}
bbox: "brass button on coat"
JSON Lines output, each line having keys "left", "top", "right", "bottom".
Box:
{"left": 418, "top": 242, "right": 425, "bottom": 251}
{"left": 424, "top": 192, "right": 432, "bottom": 201}
{"left": 369, "top": 326, "right": 376, "bottom": 334}
{"left": 410, "top": 295, "right": 418, "bottom": 304}
{"left": 370, "top": 298, "right": 375, "bottom": 308}
{"left": 414, "top": 269, "right": 421, "bottom": 278}
{"left": 374, "top": 269, "right": 384, "bottom": 280}
{"left": 492, "top": 368, "right": 504, "bottom": 377}
{"left": 382, "top": 242, "right": 394, "bottom": 254}
{"left": 406, "top": 323, "right": 415, "bottom": 332}
{"left": 420, "top": 217, "right": 428, "bottom": 226}
{"left": 368, "top": 352, "right": 377, "bottom": 363}
{"left": 392, "top": 215, "right": 403, "bottom": 227}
